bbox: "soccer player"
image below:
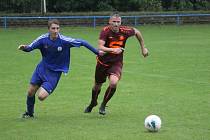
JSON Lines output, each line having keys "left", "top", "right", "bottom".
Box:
{"left": 84, "top": 12, "right": 149, "bottom": 115}
{"left": 18, "top": 19, "right": 103, "bottom": 118}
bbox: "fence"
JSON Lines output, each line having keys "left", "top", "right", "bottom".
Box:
{"left": 0, "top": 13, "right": 210, "bottom": 29}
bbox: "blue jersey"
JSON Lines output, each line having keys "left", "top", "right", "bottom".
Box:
{"left": 23, "top": 33, "right": 98, "bottom": 73}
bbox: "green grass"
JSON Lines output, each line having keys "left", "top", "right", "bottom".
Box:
{"left": 0, "top": 24, "right": 210, "bottom": 140}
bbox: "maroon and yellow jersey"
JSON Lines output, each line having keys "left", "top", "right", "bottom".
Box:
{"left": 97, "top": 25, "right": 135, "bottom": 66}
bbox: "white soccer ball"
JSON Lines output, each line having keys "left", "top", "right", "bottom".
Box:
{"left": 144, "top": 115, "right": 161, "bottom": 132}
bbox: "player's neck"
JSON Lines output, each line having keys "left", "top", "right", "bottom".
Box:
{"left": 50, "top": 35, "right": 58, "bottom": 40}
{"left": 111, "top": 28, "right": 119, "bottom": 33}
{"left": 110, "top": 26, "right": 120, "bottom": 33}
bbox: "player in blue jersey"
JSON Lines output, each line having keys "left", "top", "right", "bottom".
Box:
{"left": 18, "top": 19, "right": 104, "bottom": 118}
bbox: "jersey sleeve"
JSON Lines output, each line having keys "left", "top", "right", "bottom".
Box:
{"left": 75, "top": 39, "right": 99, "bottom": 55}
{"left": 60, "top": 35, "right": 83, "bottom": 48}
{"left": 128, "top": 27, "right": 135, "bottom": 37}
{"left": 123, "top": 26, "right": 135, "bottom": 37}
{"left": 61, "top": 35, "right": 99, "bottom": 55}
{"left": 61, "top": 37, "right": 81, "bottom": 48}
{"left": 23, "top": 35, "right": 44, "bottom": 52}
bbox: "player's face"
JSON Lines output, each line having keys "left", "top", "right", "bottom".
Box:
{"left": 109, "top": 17, "right": 121, "bottom": 33}
{"left": 49, "top": 23, "right": 60, "bottom": 40}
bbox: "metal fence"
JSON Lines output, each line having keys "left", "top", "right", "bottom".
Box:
{"left": 1, "top": 13, "right": 210, "bottom": 29}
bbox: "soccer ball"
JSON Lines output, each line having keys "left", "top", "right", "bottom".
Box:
{"left": 144, "top": 115, "right": 161, "bottom": 132}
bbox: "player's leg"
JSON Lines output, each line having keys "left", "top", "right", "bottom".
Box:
{"left": 22, "top": 84, "right": 39, "bottom": 118}
{"left": 23, "top": 63, "right": 44, "bottom": 118}
{"left": 84, "top": 63, "right": 106, "bottom": 113}
{"left": 23, "top": 64, "right": 61, "bottom": 118}
{"left": 91, "top": 83, "right": 102, "bottom": 106}
{"left": 37, "top": 69, "right": 62, "bottom": 101}
{"left": 99, "top": 74, "right": 119, "bottom": 115}
{"left": 99, "top": 62, "right": 122, "bottom": 115}
{"left": 103, "top": 74, "right": 119, "bottom": 104}
{"left": 37, "top": 87, "right": 50, "bottom": 101}
{"left": 84, "top": 83, "right": 102, "bottom": 113}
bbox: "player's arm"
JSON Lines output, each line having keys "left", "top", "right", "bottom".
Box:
{"left": 18, "top": 45, "right": 27, "bottom": 50}
{"left": 134, "top": 28, "right": 148, "bottom": 57}
{"left": 18, "top": 44, "right": 35, "bottom": 52}
{"left": 75, "top": 39, "right": 104, "bottom": 56}
{"left": 18, "top": 37, "right": 43, "bottom": 52}
{"left": 98, "top": 39, "right": 122, "bottom": 54}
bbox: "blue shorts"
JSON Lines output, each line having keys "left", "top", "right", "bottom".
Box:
{"left": 30, "top": 63, "right": 62, "bottom": 94}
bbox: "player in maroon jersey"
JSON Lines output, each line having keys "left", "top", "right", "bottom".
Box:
{"left": 84, "top": 12, "right": 149, "bottom": 115}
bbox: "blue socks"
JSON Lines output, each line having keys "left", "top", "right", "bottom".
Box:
{"left": 26, "top": 95, "right": 35, "bottom": 115}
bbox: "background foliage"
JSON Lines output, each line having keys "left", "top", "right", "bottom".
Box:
{"left": 0, "top": 0, "right": 210, "bottom": 14}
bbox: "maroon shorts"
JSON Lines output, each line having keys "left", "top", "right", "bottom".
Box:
{"left": 95, "top": 61, "right": 123, "bottom": 83}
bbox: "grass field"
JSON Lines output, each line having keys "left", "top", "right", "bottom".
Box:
{"left": 0, "top": 24, "right": 209, "bottom": 140}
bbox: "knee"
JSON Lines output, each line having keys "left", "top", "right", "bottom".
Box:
{"left": 38, "top": 94, "right": 46, "bottom": 101}
{"left": 27, "top": 84, "right": 39, "bottom": 97}
{"left": 109, "top": 75, "right": 119, "bottom": 88}
{"left": 27, "top": 89, "right": 36, "bottom": 97}
{"left": 109, "top": 81, "right": 117, "bottom": 88}
{"left": 38, "top": 87, "right": 49, "bottom": 101}
{"left": 109, "top": 79, "right": 118, "bottom": 88}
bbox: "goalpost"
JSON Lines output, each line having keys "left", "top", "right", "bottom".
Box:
{"left": 41, "top": 0, "right": 46, "bottom": 14}
{"left": 43, "top": 0, "right": 46, "bottom": 13}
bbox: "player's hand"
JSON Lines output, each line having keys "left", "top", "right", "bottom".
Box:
{"left": 98, "top": 50, "right": 106, "bottom": 56}
{"left": 18, "top": 45, "right": 27, "bottom": 50}
{"left": 142, "top": 48, "right": 149, "bottom": 57}
{"left": 111, "top": 48, "right": 123, "bottom": 54}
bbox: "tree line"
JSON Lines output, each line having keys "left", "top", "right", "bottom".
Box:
{"left": 0, "top": 0, "right": 210, "bottom": 13}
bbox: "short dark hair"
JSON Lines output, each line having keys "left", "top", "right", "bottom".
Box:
{"left": 110, "top": 11, "right": 121, "bottom": 18}
{"left": 48, "top": 19, "right": 60, "bottom": 29}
